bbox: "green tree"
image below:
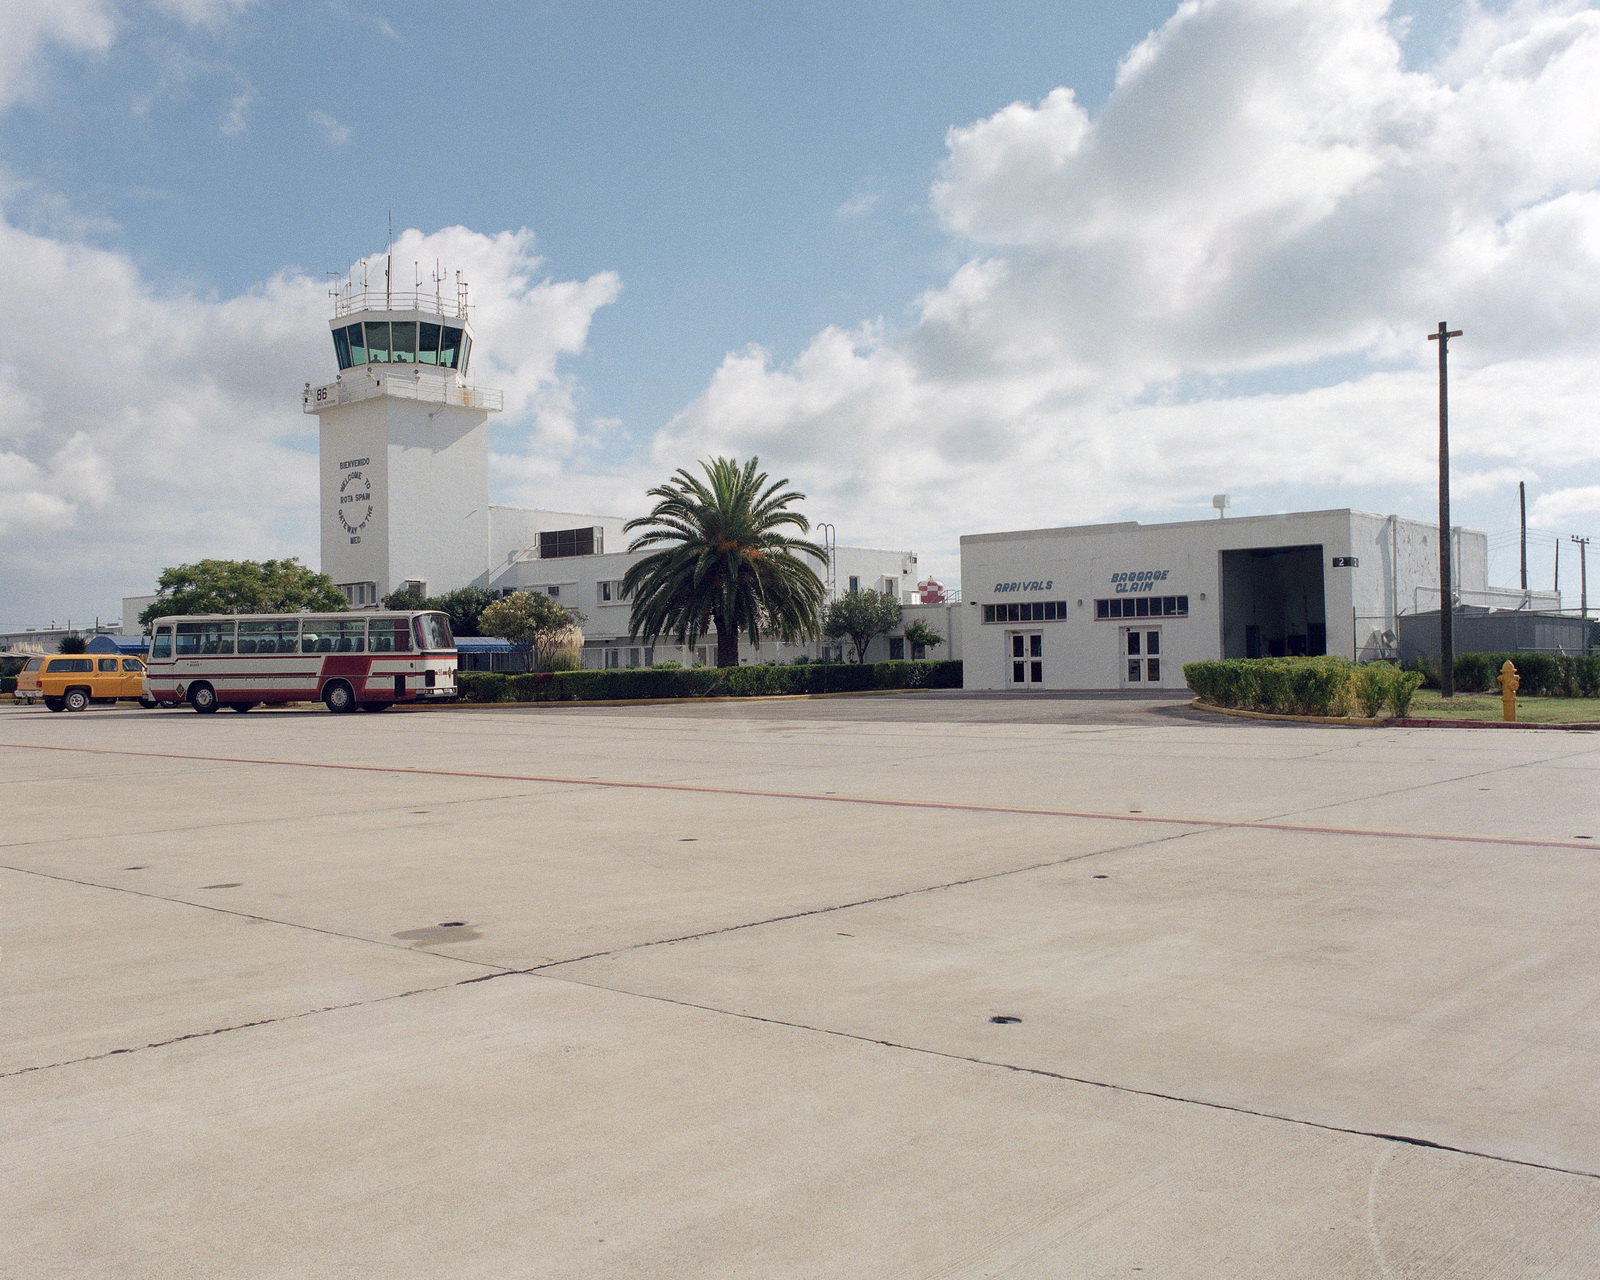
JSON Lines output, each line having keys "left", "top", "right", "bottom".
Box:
{"left": 56, "top": 634, "right": 89, "bottom": 654}
{"left": 381, "top": 584, "right": 495, "bottom": 636}
{"left": 139, "top": 558, "right": 348, "bottom": 627}
{"left": 622, "top": 456, "right": 827, "bottom": 668}
{"left": 382, "top": 586, "right": 427, "bottom": 611}
{"left": 477, "top": 591, "right": 587, "bottom": 672}
{"left": 903, "top": 618, "right": 945, "bottom": 657}
{"left": 824, "top": 588, "right": 902, "bottom": 664}
{"left": 428, "top": 586, "right": 497, "bottom": 637}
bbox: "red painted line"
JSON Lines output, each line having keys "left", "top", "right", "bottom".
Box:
{"left": 1, "top": 740, "right": 1592, "bottom": 852}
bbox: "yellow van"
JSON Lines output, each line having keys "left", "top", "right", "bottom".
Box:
{"left": 29, "top": 655, "right": 155, "bottom": 712}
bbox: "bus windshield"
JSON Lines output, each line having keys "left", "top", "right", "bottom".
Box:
{"left": 414, "top": 613, "right": 454, "bottom": 651}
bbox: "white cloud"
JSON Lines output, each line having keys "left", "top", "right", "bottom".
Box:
{"left": 654, "top": 0, "right": 1600, "bottom": 579}
{"left": 147, "top": 0, "right": 258, "bottom": 28}
{"left": 0, "top": 221, "right": 619, "bottom": 623}
{"left": 309, "top": 108, "right": 350, "bottom": 145}
{"left": 0, "top": 1, "right": 117, "bottom": 111}
{"left": 836, "top": 185, "right": 881, "bottom": 220}
{"left": 220, "top": 85, "right": 251, "bottom": 134}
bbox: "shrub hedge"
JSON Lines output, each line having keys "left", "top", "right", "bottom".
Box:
{"left": 455, "top": 660, "right": 962, "bottom": 704}
{"left": 1409, "top": 651, "right": 1600, "bottom": 698}
{"left": 1184, "top": 657, "right": 1423, "bottom": 718}
{"left": 0, "top": 676, "right": 16, "bottom": 694}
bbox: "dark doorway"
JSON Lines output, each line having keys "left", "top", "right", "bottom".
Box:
{"left": 1221, "top": 546, "right": 1326, "bottom": 659}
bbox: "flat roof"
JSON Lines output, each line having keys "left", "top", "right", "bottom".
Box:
{"left": 959, "top": 508, "right": 1450, "bottom": 547}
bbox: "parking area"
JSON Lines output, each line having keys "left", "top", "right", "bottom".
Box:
{"left": 3, "top": 694, "right": 1598, "bottom": 1276}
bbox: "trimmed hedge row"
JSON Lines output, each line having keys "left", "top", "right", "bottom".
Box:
{"left": 0, "top": 676, "right": 15, "bottom": 694}
{"left": 1410, "top": 651, "right": 1600, "bottom": 697}
{"left": 455, "top": 660, "right": 963, "bottom": 703}
{"left": 1184, "top": 657, "right": 1423, "bottom": 718}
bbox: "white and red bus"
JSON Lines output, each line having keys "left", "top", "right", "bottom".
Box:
{"left": 145, "top": 611, "right": 457, "bottom": 713}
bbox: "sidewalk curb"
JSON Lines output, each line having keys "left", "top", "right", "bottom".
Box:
{"left": 1189, "top": 698, "right": 1600, "bottom": 731}
{"left": 400, "top": 686, "right": 947, "bottom": 711}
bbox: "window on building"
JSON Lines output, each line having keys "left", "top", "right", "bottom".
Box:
{"left": 339, "top": 582, "right": 377, "bottom": 607}
{"left": 848, "top": 576, "right": 860, "bottom": 594}
{"left": 599, "top": 581, "right": 611, "bottom": 603}
{"left": 628, "top": 648, "right": 640, "bottom": 668}
{"left": 888, "top": 637, "right": 905, "bottom": 660}
{"left": 1095, "top": 596, "right": 1187, "bottom": 619}
{"left": 390, "top": 321, "right": 417, "bottom": 363}
{"left": 439, "top": 327, "right": 463, "bottom": 369}
{"left": 539, "top": 527, "right": 599, "bottom": 558}
{"left": 547, "top": 586, "right": 559, "bottom": 598}
{"left": 983, "top": 601, "right": 1068, "bottom": 622}
{"left": 605, "top": 648, "right": 620, "bottom": 669}
{"left": 418, "top": 321, "right": 441, "bottom": 365}
{"left": 365, "top": 321, "right": 391, "bottom": 363}
{"left": 644, "top": 648, "right": 654, "bottom": 667}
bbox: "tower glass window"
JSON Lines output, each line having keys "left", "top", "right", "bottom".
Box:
{"left": 439, "top": 327, "right": 462, "bottom": 368}
{"left": 418, "top": 321, "right": 441, "bottom": 365}
{"left": 347, "top": 322, "right": 365, "bottom": 365}
{"left": 390, "top": 321, "right": 416, "bottom": 363}
{"left": 332, "top": 326, "right": 352, "bottom": 369}
{"left": 365, "top": 321, "right": 390, "bottom": 363}
{"left": 459, "top": 333, "right": 472, "bottom": 374}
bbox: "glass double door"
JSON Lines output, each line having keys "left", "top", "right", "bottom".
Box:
{"left": 1010, "top": 632, "right": 1043, "bottom": 685}
{"left": 1121, "top": 627, "right": 1162, "bottom": 685}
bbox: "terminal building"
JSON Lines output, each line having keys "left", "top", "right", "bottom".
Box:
{"left": 293, "top": 271, "right": 943, "bottom": 667}
{"left": 960, "top": 508, "right": 1555, "bottom": 691}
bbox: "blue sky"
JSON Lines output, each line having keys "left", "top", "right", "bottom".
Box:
{"left": 3, "top": 0, "right": 1599, "bottom": 625}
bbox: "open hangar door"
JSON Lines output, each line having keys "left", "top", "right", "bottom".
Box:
{"left": 1221, "top": 545, "right": 1327, "bottom": 658}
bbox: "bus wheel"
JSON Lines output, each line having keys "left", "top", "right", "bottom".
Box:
{"left": 65, "top": 688, "right": 91, "bottom": 713}
{"left": 190, "top": 683, "right": 218, "bottom": 714}
{"left": 323, "top": 681, "right": 356, "bottom": 714}
{"left": 231, "top": 702, "right": 256, "bottom": 713}
{"left": 359, "top": 701, "right": 392, "bottom": 712}
{"left": 45, "top": 696, "right": 66, "bottom": 713}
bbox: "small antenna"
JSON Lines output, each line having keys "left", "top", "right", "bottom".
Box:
{"left": 385, "top": 212, "right": 393, "bottom": 310}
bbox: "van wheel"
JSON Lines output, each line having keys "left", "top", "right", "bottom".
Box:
{"left": 190, "top": 683, "right": 218, "bottom": 714}
{"left": 323, "top": 681, "right": 356, "bottom": 713}
{"left": 45, "top": 696, "right": 66, "bottom": 712}
{"left": 359, "top": 701, "right": 392, "bottom": 712}
{"left": 65, "top": 688, "right": 91, "bottom": 713}
{"left": 231, "top": 702, "right": 256, "bottom": 713}
{"left": 140, "top": 695, "right": 158, "bottom": 709}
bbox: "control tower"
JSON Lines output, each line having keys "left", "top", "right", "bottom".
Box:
{"left": 303, "top": 267, "right": 503, "bottom": 606}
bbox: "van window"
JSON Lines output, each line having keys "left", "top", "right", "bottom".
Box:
{"left": 151, "top": 628, "right": 172, "bottom": 659}
{"left": 98, "top": 658, "right": 118, "bottom": 672}
{"left": 47, "top": 658, "right": 94, "bottom": 673}
{"left": 23, "top": 657, "right": 42, "bottom": 672}
{"left": 122, "top": 659, "right": 145, "bottom": 672}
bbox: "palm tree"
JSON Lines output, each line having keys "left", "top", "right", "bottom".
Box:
{"left": 622, "top": 457, "right": 828, "bottom": 667}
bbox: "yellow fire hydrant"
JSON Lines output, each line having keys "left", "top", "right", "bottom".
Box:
{"left": 1497, "top": 659, "right": 1520, "bottom": 722}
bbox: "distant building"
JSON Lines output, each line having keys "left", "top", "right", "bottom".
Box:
{"left": 960, "top": 509, "right": 1559, "bottom": 691}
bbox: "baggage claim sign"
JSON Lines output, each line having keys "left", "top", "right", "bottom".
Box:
{"left": 1111, "top": 569, "right": 1169, "bottom": 594}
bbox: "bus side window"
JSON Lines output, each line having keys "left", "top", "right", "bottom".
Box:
{"left": 152, "top": 629, "right": 172, "bottom": 659}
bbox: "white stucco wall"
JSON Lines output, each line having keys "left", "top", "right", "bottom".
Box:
{"left": 960, "top": 509, "right": 1495, "bottom": 691}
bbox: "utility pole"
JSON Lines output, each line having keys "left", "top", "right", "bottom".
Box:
{"left": 1574, "top": 536, "right": 1590, "bottom": 620}
{"left": 1519, "top": 482, "right": 1528, "bottom": 594}
{"left": 1429, "top": 321, "right": 1462, "bottom": 696}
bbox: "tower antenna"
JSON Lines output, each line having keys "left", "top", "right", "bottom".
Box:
{"left": 385, "top": 212, "right": 393, "bottom": 310}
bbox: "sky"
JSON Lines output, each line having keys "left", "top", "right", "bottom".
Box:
{"left": 3, "top": 0, "right": 1599, "bottom": 628}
